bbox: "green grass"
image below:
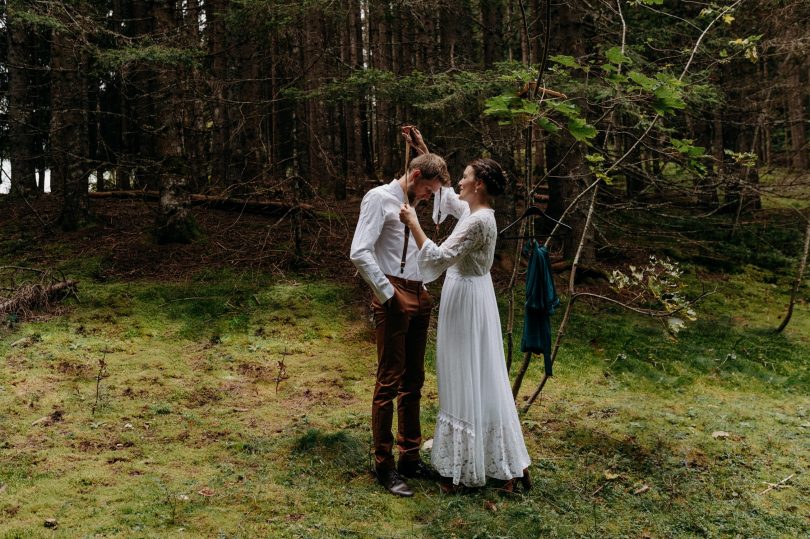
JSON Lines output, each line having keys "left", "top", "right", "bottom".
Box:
{"left": 1, "top": 260, "right": 808, "bottom": 537}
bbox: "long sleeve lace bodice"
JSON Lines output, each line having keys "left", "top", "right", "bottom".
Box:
{"left": 417, "top": 209, "right": 497, "bottom": 283}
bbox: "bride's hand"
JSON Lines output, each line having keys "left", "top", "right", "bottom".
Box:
{"left": 399, "top": 203, "right": 418, "bottom": 228}
{"left": 401, "top": 125, "right": 429, "bottom": 155}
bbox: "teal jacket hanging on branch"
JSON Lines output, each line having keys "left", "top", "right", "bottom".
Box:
{"left": 520, "top": 240, "right": 560, "bottom": 376}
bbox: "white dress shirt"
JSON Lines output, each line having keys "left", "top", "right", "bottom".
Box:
{"left": 351, "top": 182, "right": 471, "bottom": 303}
{"left": 350, "top": 179, "right": 422, "bottom": 303}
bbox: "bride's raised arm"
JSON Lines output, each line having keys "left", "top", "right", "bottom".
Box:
{"left": 414, "top": 216, "right": 486, "bottom": 283}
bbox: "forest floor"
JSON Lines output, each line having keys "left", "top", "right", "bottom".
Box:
{"left": 0, "top": 194, "right": 808, "bottom": 538}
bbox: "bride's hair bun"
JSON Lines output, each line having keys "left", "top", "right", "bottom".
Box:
{"left": 469, "top": 158, "right": 507, "bottom": 197}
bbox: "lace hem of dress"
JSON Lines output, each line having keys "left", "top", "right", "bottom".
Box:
{"left": 431, "top": 412, "right": 531, "bottom": 487}
{"left": 435, "top": 411, "right": 475, "bottom": 437}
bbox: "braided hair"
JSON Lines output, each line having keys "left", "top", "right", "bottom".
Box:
{"left": 469, "top": 158, "right": 507, "bottom": 197}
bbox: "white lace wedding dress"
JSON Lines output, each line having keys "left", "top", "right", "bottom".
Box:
{"left": 419, "top": 189, "right": 531, "bottom": 487}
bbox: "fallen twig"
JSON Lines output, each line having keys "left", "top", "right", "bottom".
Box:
{"left": 759, "top": 474, "right": 794, "bottom": 495}
{"left": 92, "top": 350, "right": 109, "bottom": 416}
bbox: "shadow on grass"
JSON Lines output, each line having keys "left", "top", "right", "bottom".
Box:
{"left": 291, "top": 428, "right": 369, "bottom": 478}
{"left": 564, "top": 308, "right": 808, "bottom": 394}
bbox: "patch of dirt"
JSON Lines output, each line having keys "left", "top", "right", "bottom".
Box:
{"left": 2, "top": 504, "right": 20, "bottom": 517}
{"left": 76, "top": 438, "right": 107, "bottom": 452}
{"left": 683, "top": 448, "right": 710, "bottom": 470}
{"left": 185, "top": 386, "right": 223, "bottom": 407}
{"left": 586, "top": 407, "right": 619, "bottom": 419}
{"left": 235, "top": 361, "right": 275, "bottom": 380}
{"left": 5, "top": 354, "right": 28, "bottom": 370}
{"left": 53, "top": 360, "right": 90, "bottom": 377}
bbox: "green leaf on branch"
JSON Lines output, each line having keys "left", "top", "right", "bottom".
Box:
{"left": 512, "top": 100, "right": 540, "bottom": 116}
{"left": 652, "top": 85, "right": 686, "bottom": 115}
{"left": 724, "top": 149, "right": 758, "bottom": 168}
{"left": 567, "top": 117, "right": 597, "bottom": 142}
{"left": 483, "top": 94, "right": 539, "bottom": 125}
{"left": 596, "top": 172, "right": 613, "bottom": 184}
{"left": 549, "top": 55, "right": 583, "bottom": 69}
{"left": 671, "top": 138, "right": 705, "bottom": 158}
{"left": 536, "top": 116, "right": 560, "bottom": 134}
{"left": 628, "top": 71, "right": 657, "bottom": 91}
{"left": 605, "top": 47, "right": 631, "bottom": 66}
{"left": 483, "top": 95, "right": 517, "bottom": 117}
{"left": 546, "top": 100, "right": 579, "bottom": 119}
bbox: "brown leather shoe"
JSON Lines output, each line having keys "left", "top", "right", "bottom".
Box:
{"left": 376, "top": 468, "right": 414, "bottom": 497}
{"left": 500, "top": 468, "right": 532, "bottom": 495}
{"left": 397, "top": 459, "right": 438, "bottom": 480}
{"left": 500, "top": 478, "right": 516, "bottom": 494}
{"left": 439, "top": 477, "right": 463, "bottom": 494}
{"left": 520, "top": 468, "right": 532, "bottom": 491}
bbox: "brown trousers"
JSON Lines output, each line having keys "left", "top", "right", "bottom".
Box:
{"left": 371, "top": 275, "right": 433, "bottom": 471}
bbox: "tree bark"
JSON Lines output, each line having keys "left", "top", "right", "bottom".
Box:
{"left": 129, "top": 0, "right": 159, "bottom": 191}
{"left": 776, "top": 218, "right": 810, "bottom": 333}
{"left": 50, "top": 14, "right": 90, "bottom": 230}
{"left": 153, "top": 0, "right": 197, "bottom": 243}
{"left": 207, "top": 0, "right": 231, "bottom": 188}
{"left": 481, "top": 0, "right": 504, "bottom": 68}
{"left": 546, "top": 1, "right": 594, "bottom": 263}
{"left": 786, "top": 57, "right": 808, "bottom": 170}
{"left": 7, "top": 2, "right": 39, "bottom": 197}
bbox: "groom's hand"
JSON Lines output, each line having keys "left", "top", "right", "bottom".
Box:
{"left": 384, "top": 289, "right": 399, "bottom": 310}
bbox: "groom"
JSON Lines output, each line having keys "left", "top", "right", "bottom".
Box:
{"left": 350, "top": 142, "right": 449, "bottom": 497}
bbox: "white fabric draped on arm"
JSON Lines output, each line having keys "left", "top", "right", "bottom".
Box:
{"left": 417, "top": 216, "right": 485, "bottom": 283}
{"left": 433, "top": 186, "right": 469, "bottom": 224}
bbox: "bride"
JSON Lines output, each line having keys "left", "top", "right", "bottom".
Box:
{"left": 399, "top": 157, "right": 531, "bottom": 491}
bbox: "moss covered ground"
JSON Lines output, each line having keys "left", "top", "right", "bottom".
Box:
{"left": 0, "top": 196, "right": 807, "bottom": 537}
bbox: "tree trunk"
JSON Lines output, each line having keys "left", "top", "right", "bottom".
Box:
{"left": 692, "top": 114, "right": 719, "bottom": 208}
{"left": 786, "top": 57, "right": 808, "bottom": 170}
{"left": 207, "top": 0, "right": 231, "bottom": 188}
{"left": 153, "top": 0, "right": 197, "bottom": 243}
{"left": 546, "top": 1, "right": 594, "bottom": 263}
{"left": 775, "top": 218, "right": 810, "bottom": 333}
{"left": 129, "top": 0, "right": 158, "bottom": 191}
{"left": 7, "top": 2, "right": 38, "bottom": 197}
{"left": 481, "top": 0, "right": 504, "bottom": 68}
{"left": 50, "top": 17, "right": 90, "bottom": 230}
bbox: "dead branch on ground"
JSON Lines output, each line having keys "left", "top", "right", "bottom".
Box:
{"left": 89, "top": 190, "right": 314, "bottom": 216}
{"left": 0, "top": 266, "right": 78, "bottom": 321}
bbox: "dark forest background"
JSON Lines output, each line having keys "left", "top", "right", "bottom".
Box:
{"left": 0, "top": 0, "right": 808, "bottom": 256}
{"left": 1, "top": 4, "right": 809, "bottom": 536}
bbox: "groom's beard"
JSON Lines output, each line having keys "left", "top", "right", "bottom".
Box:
{"left": 406, "top": 189, "right": 422, "bottom": 204}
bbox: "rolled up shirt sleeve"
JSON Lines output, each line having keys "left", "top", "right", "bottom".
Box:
{"left": 350, "top": 192, "right": 396, "bottom": 303}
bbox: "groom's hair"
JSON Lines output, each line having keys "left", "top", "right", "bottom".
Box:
{"left": 409, "top": 153, "right": 451, "bottom": 186}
